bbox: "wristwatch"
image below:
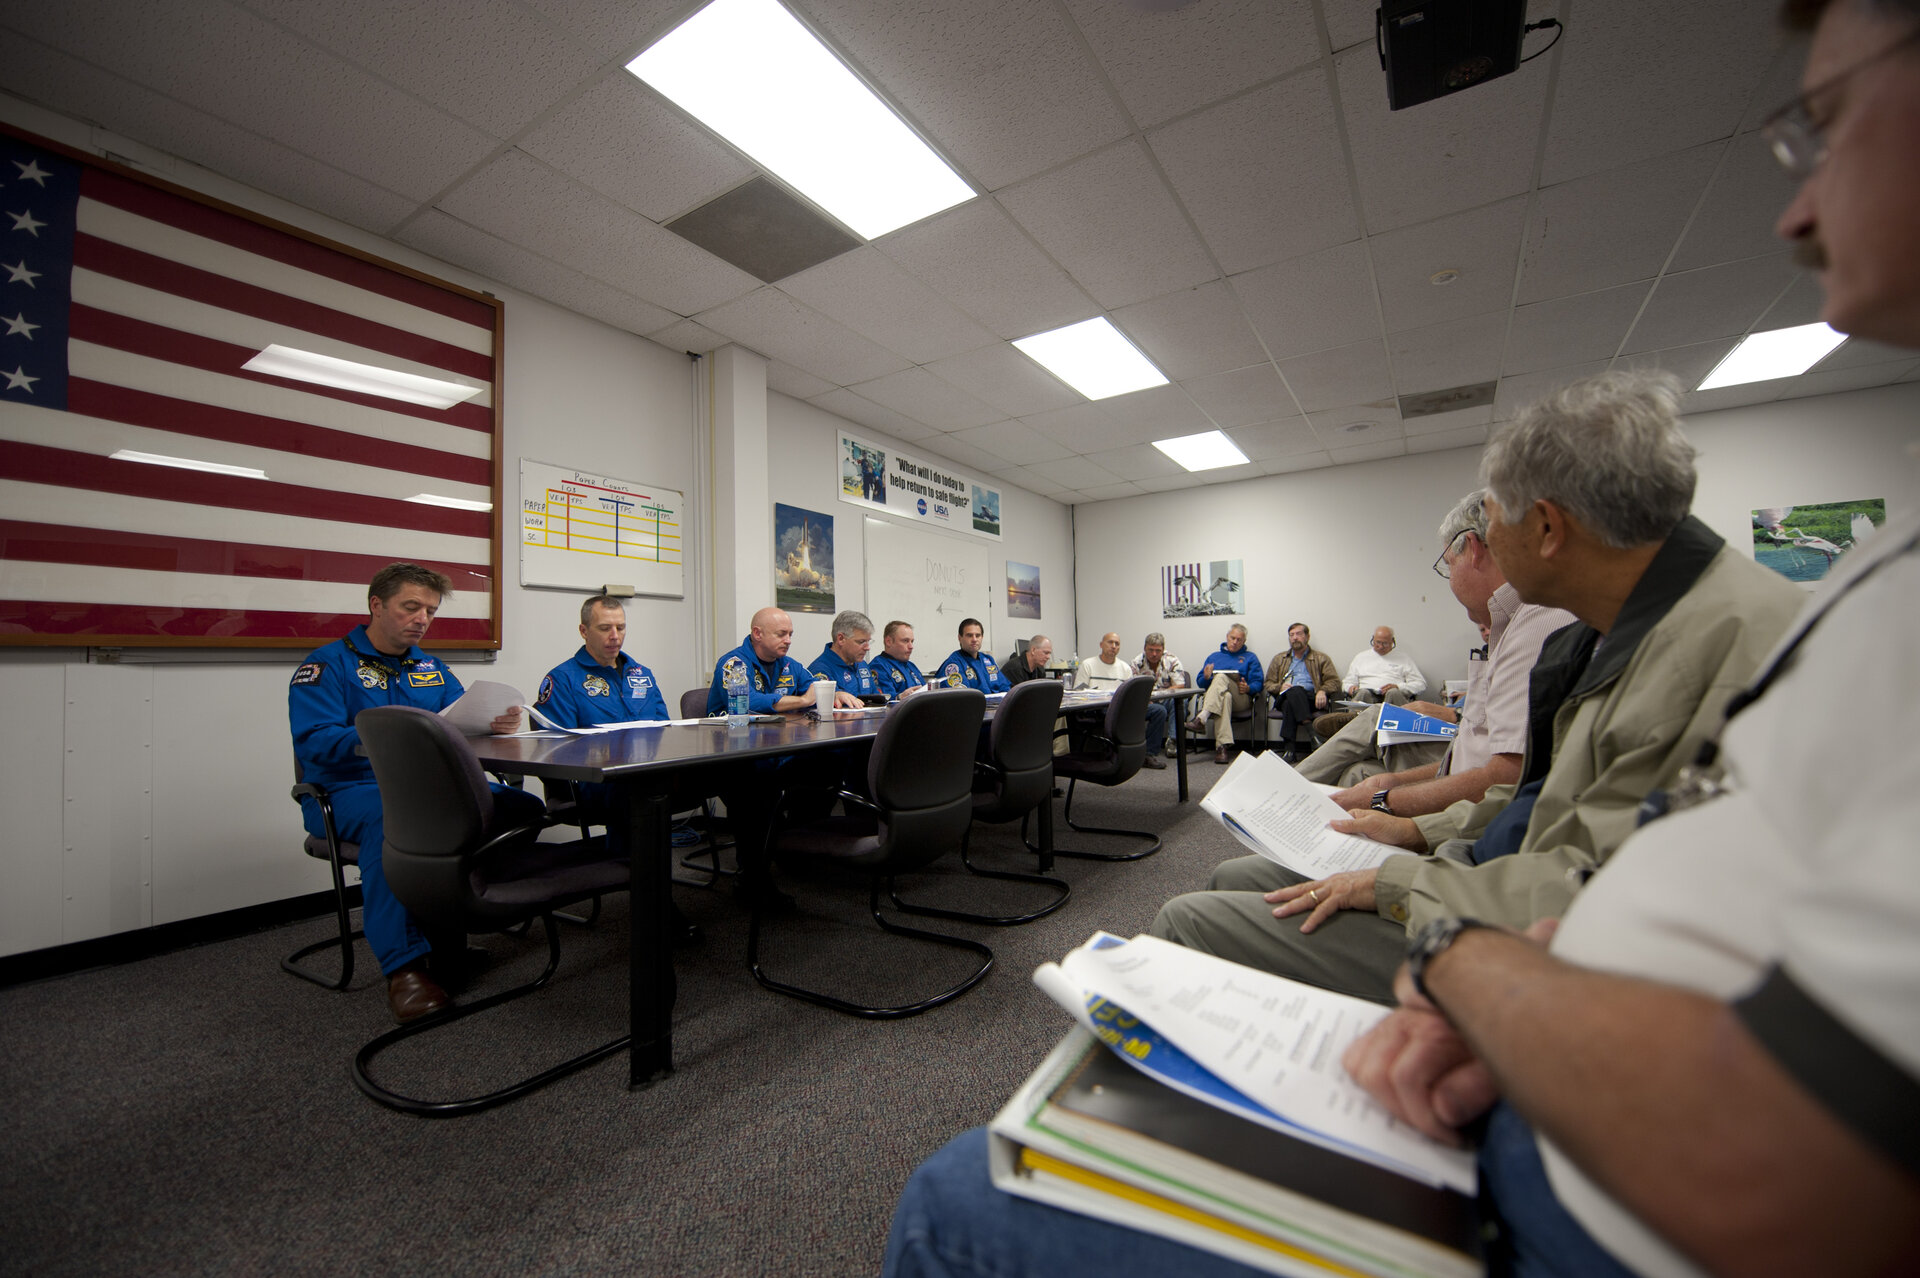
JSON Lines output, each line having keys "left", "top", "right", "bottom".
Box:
{"left": 1370, "top": 788, "right": 1394, "bottom": 814}
{"left": 1405, "top": 917, "right": 1493, "bottom": 1005}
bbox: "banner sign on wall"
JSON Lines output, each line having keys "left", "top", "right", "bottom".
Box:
{"left": 837, "top": 430, "right": 1002, "bottom": 541}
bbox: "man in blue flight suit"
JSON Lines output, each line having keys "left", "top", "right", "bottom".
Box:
{"left": 706, "top": 606, "right": 862, "bottom": 713}
{"left": 938, "top": 617, "right": 1011, "bottom": 692}
{"left": 809, "top": 608, "right": 884, "bottom": 699}
{"left": 535, "top": 593, "right": 701, "bottom": 944}
{"left": 869, "top": 620, "right": 928, "bottom": 699}
{"left": 289, "top": 562, "right": 534, "bottom": 1024}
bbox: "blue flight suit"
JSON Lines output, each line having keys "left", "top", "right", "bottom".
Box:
{"left": 868, "top": 652, "right": 926, "bottom": 699}
{"left": 705, "top": 636, "right": 813, "bottom": 714}
{"left": 535, "top": 646, "right": 670, "bottom": 726}
{"left": 288, "top": 625, "right": 544, "bottom": 975}
{"left": 936, "top": 649, "right": 1011, "bottom": 692}
{"left": 809, "top": 644, "right": 882, "bottom": 698}
{"left": 1196, "top": 642, "right": 1265, "bottom": 694}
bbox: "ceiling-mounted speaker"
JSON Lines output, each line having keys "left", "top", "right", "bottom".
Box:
{"left": 1377, "top": 0, "right": 1529, "bottom": 110}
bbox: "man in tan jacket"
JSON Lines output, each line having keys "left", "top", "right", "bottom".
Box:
{"left": 1154, "top": 371, "right": 1804, "bottom": 1003}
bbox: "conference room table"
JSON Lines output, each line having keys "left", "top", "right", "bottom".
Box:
{"left": 469, "top": 685, "right": 1203, "bottom": 1090}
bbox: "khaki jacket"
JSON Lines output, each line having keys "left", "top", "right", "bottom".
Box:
{"left": 1374, "top": 518, "right": 1804, "bottom": 934}
{"left": 1265, "top": 647, "right": 1339, "bottom": 695}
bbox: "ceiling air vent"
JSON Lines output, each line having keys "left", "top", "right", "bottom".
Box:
{"left": 1399, "top": 380, "right": 1497, "bottom": 419}
{"left": 665, "top": 175, "right": 861, "bottom": 283}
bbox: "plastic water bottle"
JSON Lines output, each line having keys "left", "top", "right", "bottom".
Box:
{"left": 724, "top": 663, "right": 750, "bottom": 728}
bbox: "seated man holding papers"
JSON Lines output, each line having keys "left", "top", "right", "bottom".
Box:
{"left": 532, "top": 593, "right": 670, "bottom": 729}
{"left": 1155, "top": 372, "right": 1801, "bottom": 1003}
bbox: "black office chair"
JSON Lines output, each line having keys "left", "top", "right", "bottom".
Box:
{"left": 1050, "top": 675, "right": 1160, "bottom": 861}
{"left": 281, "top": 763, "right": 363, "bottom": 990}
{"left": 751, "top": 688, "right": 992, "bottom": 1019}
{"left": 893, "top": 678, "right": 1069, "bottom": 927}
{"left": 350, "top": 706, "right": 632, "bottom": 1117}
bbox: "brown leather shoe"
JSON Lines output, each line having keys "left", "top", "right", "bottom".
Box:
{"left": 1141, "top": 753, "right": 1166, "bottom": 769}
{"left": 387, "top": 965, "right": 450, "bottom": 1024}
{"left": 1214, "top": 746, "right": 1231, "bottom": 764}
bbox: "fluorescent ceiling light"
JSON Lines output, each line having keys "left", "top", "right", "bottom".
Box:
{"left": 1697, "top": 323, "right": 1848, "bottom": 390}
{"left": 628, "top": 0, "right": 973, "bottom": 240}
{"left": 243, "top": 344, "right": 485, "bottom": 409}
{"left": 1152, "top": 430, "right": 1249, "bottom": 472}
{"left": 1012, "top": 317, "right": 1169, "bottom": 400}
{"left": 406, "top": 493, "right": 494, "bottom": 512}
{"left": 110, "top": 449, "right": 267, "bottom": 479}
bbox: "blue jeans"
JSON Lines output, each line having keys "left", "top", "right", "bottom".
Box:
{"left": 301, "top": 780, "right": 547, "bottom": 975}
{"left": 883, "top": 1108, "right": 1640, "bottom": 1278}
{"left": 1144, "top": 701, "right": 1168, "bottom": 756}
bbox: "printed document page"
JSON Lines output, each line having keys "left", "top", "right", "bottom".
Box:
{"left": 438, "top": 680, "right": 527, "bottom": 736}
{"left": 1201, "top": 750, "right": 1403, "bottom": 876}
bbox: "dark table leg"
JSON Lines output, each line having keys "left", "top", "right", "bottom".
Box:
{"left": 1174, "top": 695, "right": 1190, "bottom": 803}
{"left": 621, "top": 779, "right": 676, "bottom": 1087}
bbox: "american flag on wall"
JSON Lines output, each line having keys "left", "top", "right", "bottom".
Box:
{"left": 0, "top": 128, "right": 501, "bottom": 646}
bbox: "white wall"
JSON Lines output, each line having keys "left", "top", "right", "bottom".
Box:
{"left": 1072, "top": 382, "right": 1920, "bottom": 695}
{"left": 765, "top": 393, "right": 1076, "bottom": 670}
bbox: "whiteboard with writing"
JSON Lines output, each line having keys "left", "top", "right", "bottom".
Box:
{"left": 863, "top": 517, "right": 994, "bottom": 661}
{"left": 519, "top": 459, "right": 685, "bottom": 597}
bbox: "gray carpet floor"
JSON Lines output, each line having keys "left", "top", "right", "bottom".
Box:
{"left": 0, "top": 756, "right": 1253, "bottom": 1277}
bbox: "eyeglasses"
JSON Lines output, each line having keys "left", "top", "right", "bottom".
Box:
{"left": 1433, "top": 530, "right": 1471, "bottom": 579}
{"left": 1760, "top": 25, "right": 1920, "bottom": 177}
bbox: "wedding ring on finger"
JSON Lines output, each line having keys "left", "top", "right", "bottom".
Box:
{"left": 1308, "top": 887, "right": 1322, "bottom": 903}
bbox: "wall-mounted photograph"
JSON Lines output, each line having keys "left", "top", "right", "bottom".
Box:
{"left": 1006, "top": 561, "right": 1042, "bottom": 619}
{"left": 1751, "top": 498, "right": 1885, "bottom": 585}
{"left": 1161, "top": 560, "right": 1244, "bottom": 618}
{"left": 774, "top": 502, "right": 836, "bottom": 613}
{"left": 972, "top": 484, "right": 1001, "bottom": 536}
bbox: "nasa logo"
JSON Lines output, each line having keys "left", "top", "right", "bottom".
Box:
{"left": 916, "top": 498, "right": 927, "bottom": 516}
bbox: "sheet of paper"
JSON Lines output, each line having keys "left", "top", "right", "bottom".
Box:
{"left": 1044, "top": 933, "right": 1475, "bottom": 1192}
{"left": 524, "top": 704, "right": 677, "bottom": 734}
{"left": 437, "top": 680, "right": 527, "bottom": 736}
{"left": 1200, "top": 750, "right": 1400, "bottom": 876}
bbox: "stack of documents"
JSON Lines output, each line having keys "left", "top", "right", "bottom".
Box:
{"left": 990, "top": 932, "right": 1482, "bottom": 1277}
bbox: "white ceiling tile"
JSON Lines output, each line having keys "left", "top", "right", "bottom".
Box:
{"left": 1516, "top": 143, "right": 1722, "bottom": 305}
{"left": 1113, "top": 281, "right": 1266, "bottom": 381}
{"left": 1278, "top": 339, "right": 1394, "bottom": 414}
{"left": 1262, "top": 451, "right": 1333, "bottom": 475}
{"left": 1540, "top": 0, "right": 1785, "bottom": 186}
{"left": 1308, "top": 403, "right": 1405, "bottom": 447}
{"left": 1371, "top": 196, "right": 1530, "bottom": 334}
{"left": 1183, "top": 363, "right": 1297, "bottom": 428}
{"left": 1030, "top": 455, "right": 1124, "bottom": 490}
{"left": 1323, "top": 0, "right": 1376, "bottom": 53}
{"left": 997, "top": 140, "right": 1218, "bottom": 310}
{"left": 1020, "top": 403, "right": 1126, "bottom": 453}
{"left": 1388, "top": 310, "right": 1506, "bottom": 396}
{"left": 518, "top": 74, "right": 758, "bottom": 223}
{"left": 241, "top": 0, "right": 602, "bottom": 138}
{"left": 1078, "top": 481, "right": 1147, "bottom": 502}
{"left": 1329, "top": 438, "right": 1407, "bottom": 465}
{"left": 798, "top": 0, "right": 1131, "bottom": 190}
{"left": 781, "top": 248, "right": 999, "bottom": 365}
{"left": 1226, "top": 416, "right": 1320, "bottom": 461}
{"left": 809, "top": 388, "right": 944, "bottom": 441}
{"left": 990, "top": 464, "right": 1072, "bottom": 497}
{"left": 1618, "top": 339, "right": 1740, "bottom": 391}
{"left": 1756, "top": 274, "right": 1827, "bottom": 329}
{"left": 1402, "top": 401, "right": 1492, "bottom": 437}
{"left": 1148, "top": 69, "right": 1358, "bottom": 274}
{"left": 1668, "top": 132, "right": 1803, "bottom": 273}
{"left": 1680, "top": 382, "right": 1789, "bottom": 414}
{"left": 396, "top": 210, "right": 679, "bottom": 335}
{"left": 948, "top": 420, "right": 1075, "bottom": 466}
{"left": 917, "top": 434, "right": 1014, "bottom": 475}
{"left": 1335, "top": 40, "right": 1550, "bottom": 234}
{"left": 1232, "top": 240, "right": 1378, "bottom": 362}
{"left": 875, "top": 200, "right": 1095, "bottom": 340}
{"left": 1084, "top": 443, "right": 1182, "bottom": 482}
{"left": 0, "top": 39, "right": 419, "bottom": 233}
{"left": 648, "top": 319, "right": 732, "bottom": 354}
{"left": 515, "top": 0, "right": 691, "bottom": 63}
{"left": 1504, "top": 283, "right": 1652, "bottom": 375}
{"left": 1063, "top": 0, "right": 1319, "bottom": 128}
{"left": 1405, "top": 424, "right": 1492, "bottom": 455}
{"left": 1494, "top": 361, "right": 1611, "bottom": 421}
{"left": 1621, "top": 254, "right": 1797, "bottom": 355}
{"left": 439, "top": 150, "right": 761, "bottom": 315}
{"left": 1095, "top": 384, "right": 1213, "bottom": 438}
{"left": 5, "top": 0, "right": 497, "bottom": 203}
{"left": 696, "top": 288, "right": 911, "bottom": 385}
{"left": 1774, "top": 361, "right": 1920, "bottom": 401}
{"left": 766, "top": 361, "right": 838, "bottom": 400}
{"left": 924, "top": 344, "right": 1081, "bottom": 418}
{"left": 1133, "top": 470, "right": 1213, "bottom": 491}
{"left": 851, "top": 367, "right": 1004, "bottom": 430}
{"left": 1813, "top": 338, "right": 1919, "bottom": 372}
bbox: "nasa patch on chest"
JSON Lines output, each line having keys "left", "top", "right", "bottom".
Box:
{"left": 583, "top": 675, "right": 612, "bottom": 697}
{"left": 626, "top": 673, "right": 651, "bottom": 698}
{"left": 356, "top": 662, "right": 389, "bottom": 690}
